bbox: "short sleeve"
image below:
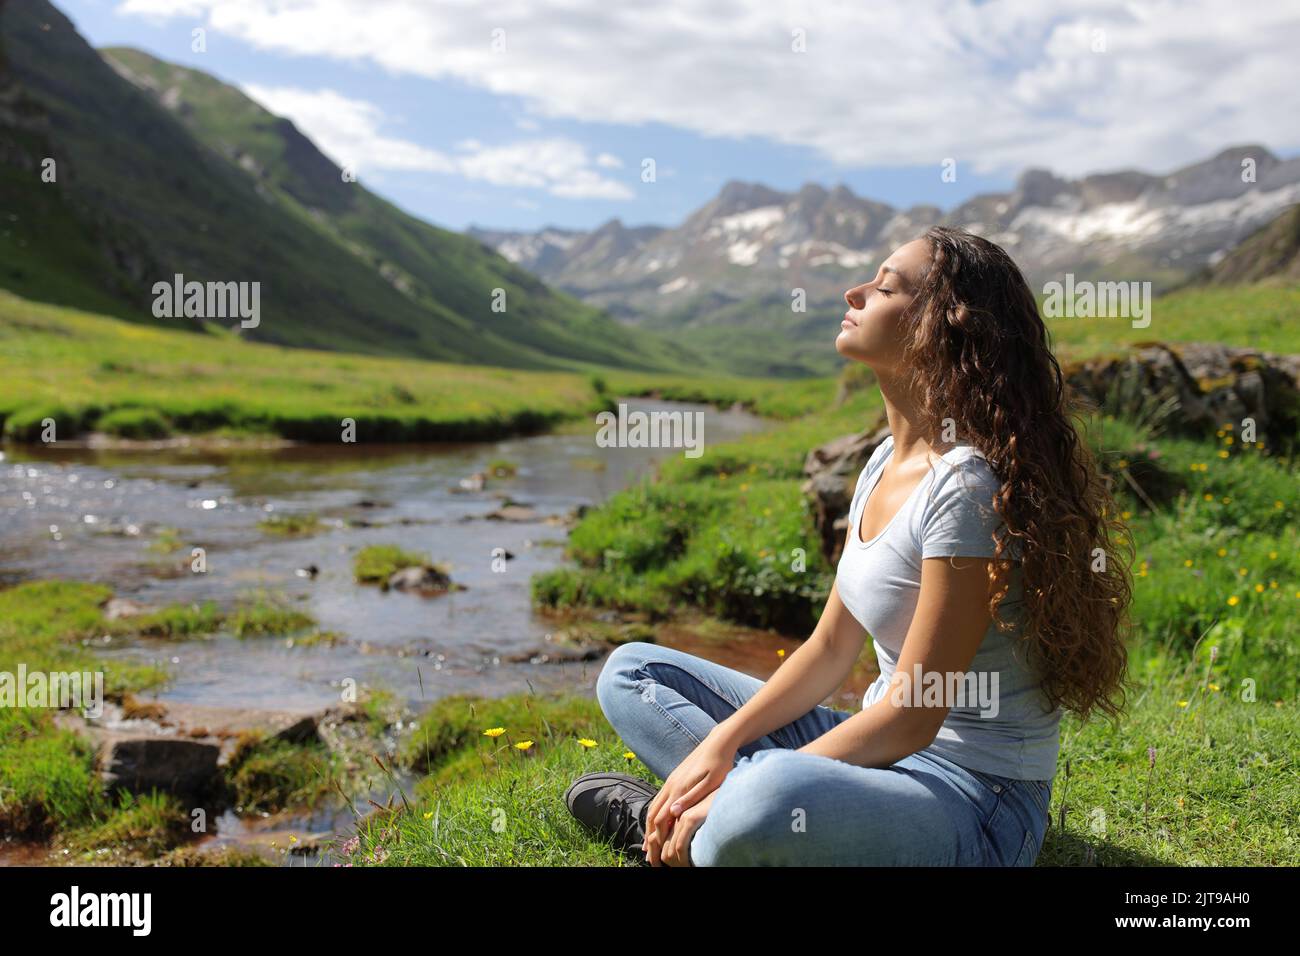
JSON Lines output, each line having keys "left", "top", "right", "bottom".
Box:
{"left": 920, "top": 457, "right": 1015, "bottom": 560}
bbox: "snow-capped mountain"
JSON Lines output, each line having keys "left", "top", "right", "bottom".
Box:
{"left": 469, "top": 145, "right": 1300, "bottom": 333}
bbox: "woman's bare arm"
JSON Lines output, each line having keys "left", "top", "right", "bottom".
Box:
{"left": 705, "top": 577, "right": 870, "bottom": 751}
{"left": 795, "top": 555, "right": 1002, "bottom": 766}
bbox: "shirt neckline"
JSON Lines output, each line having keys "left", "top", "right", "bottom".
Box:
{"left": 853, "top": 440, "right": 937, "bottom": 549}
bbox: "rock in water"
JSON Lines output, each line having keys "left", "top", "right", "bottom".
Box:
{"left": 387, "top": 564, "right": 454, "bottom": 594}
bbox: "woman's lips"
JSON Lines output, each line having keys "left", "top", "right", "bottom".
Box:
{"left": 842, "top": 312, "right": 858, "bottom": 329}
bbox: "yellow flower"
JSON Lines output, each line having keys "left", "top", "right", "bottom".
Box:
{"left": 1221, "top": 496, "right": 1231, "bottom": 504}
{"left": 1204, "top": 494, "right": 1215, "bottom": 502}
{"left": 1227, "top": 595, "right": 1239, "bottom": 607}
{"left": 1254, "top": 583, "right": 1265, "bottom": 593}
{"left": 483, "top": 727, "right": 506, "bottom": 738}
{"left": 1121, "top": 510, "right": 1132, "bottom": 520}
{"left": 1208, "top": 683, "right": 1220, "bottom": 692}
{"left": 1215, "top": 430, "right": 1224, "bottom": 438}
{"left": 1224, "top": 436, "right": 1234, "bottom": 445}
{"left": 1269, "top": 551, "right": 1278, "bottom": 559}
{"left": 1217, "top": 450, "right": 1229, "bottom": 458}
{"left": 1269, "top": 581, "right": 1278, "bottom": 589}
{"left": 1184, "top": 559, "right": 1193, "bottom": 568}
{"left": 577, "top": 738, "right": 597, "bottom": 748}
{"left": 289, "top": 834, "right": 298, "bottom": 844}
{"left": 1217, "top": 548, "right": 1227, "bottom": 557}
{"left": 1177, "top": 700, "right": 1188, "bottom": 708}
{"left": 1118, "top": 459, "right": 1129, "bottom": 468}
{"left": 623, "top": 750, "right": 636, "bottom": 761}
{"left": 776, "top": 648, "right": 786, "bottom": 658}
{"left": 1274, "top": 501, "right": 1284, "bottom": 509}
{"left": 739, "top": 483, "right": 749, "bottom": 491}
{"left": 1238, "top": 567, "right": 1247, "bottom": 576}
{"left": 423, "top": 810, "right": 434, "bottom": 820}
{"left": 514, "top": 740, "right": 534, "bottom": 751}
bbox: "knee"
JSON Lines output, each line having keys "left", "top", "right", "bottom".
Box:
{"left": 691, "top": 751, "right": 805, "bottom": 866}
{"left": 595, "top": 641, "right": 653, "bottom": 720}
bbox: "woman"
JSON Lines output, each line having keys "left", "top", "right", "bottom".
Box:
{"left": 564, "top": 226, "right": 1134, "bottom": 866}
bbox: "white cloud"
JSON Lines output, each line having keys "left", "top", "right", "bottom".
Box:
{"left": 240, "top": 84, "right": 631, "bottom": 197}
{"left": 119, "top": 0, "right": 1300, "bottom": 177}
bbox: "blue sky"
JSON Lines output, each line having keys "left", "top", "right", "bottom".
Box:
{"left": 57, "top": 1, "right": 1300, "bottom": 235}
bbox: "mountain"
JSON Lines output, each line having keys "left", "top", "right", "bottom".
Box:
{"left": 1200, "top": 204, "right": 1300, "bottom": 285}
{"left": 471, "top": 149, "right": 1300, "bottom": 376}
{"left": 0, "top": 1, "right": 695, "bottom": 372}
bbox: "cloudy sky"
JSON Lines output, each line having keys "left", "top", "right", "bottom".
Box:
{"left": 59, "top": 0, "right": 1300, "bottom": 233}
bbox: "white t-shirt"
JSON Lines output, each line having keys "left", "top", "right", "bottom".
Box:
{"left": 835, "top": 434, "right": 1061, "bottom": 781}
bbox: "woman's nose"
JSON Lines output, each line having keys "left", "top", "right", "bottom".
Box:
{"left": 845, "top": 284, "right": 866, "bottom": 308}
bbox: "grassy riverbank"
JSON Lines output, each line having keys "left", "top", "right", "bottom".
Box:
{"left": 0, "top": 289, "right": 833, "bottom": 444}
{"left": 0, "top": 581, "right": 361, "bottom": 863}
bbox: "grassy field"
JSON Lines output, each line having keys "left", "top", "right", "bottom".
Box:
{"left": 0, "top": 289, "right": 834, "bottom": 443}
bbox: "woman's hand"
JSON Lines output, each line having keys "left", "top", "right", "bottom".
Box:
{"left": 660, "top": 789, "right": 717, "bottom": 867}
{"left": 641, "top": 734, "right": 737, "bottom": 865}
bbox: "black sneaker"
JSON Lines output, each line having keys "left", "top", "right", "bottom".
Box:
{"left": 564, "top": 771, "right": 659, "bottom": 862}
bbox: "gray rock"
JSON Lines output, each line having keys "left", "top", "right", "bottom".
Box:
{"left": 387, "top": 564, "right": 453, "bottom": 593}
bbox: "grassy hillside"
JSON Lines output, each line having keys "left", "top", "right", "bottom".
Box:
{"left": 0, "top": 1, "right": 695, "bottom": 373}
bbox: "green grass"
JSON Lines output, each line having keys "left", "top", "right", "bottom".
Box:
{"left": 353, "top": 545, "right": 437, "bottom": 585}
{"left": 0, "top": 289, "right": 831, "bottom": 443}
{"left": 257, "top": 512, "right": 326, "bottom": 537}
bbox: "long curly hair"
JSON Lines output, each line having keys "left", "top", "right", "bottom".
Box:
{"left": 898, "top": 225, "right": 1134, "bottom": 723}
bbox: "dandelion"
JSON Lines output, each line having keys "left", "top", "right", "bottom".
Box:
{"left": 1274, "top": 501, "right": 1284, "bottom": 510}
{"left": 1184, "top": 559, "right": 1193, "bottom": 568}
{"left": 1224, "top": 436, "right": 1234, "bottom": 445}
{"left": 1217, "top": 548, "right": 1227, "bottom": 557}
{"left": 1217, "top": 450, "right": 1229, "bottom": 459}
{"left": 1222, "top": 496, "right": 1231, "bottom": 504}
{"left": 1208, "top": 683, "right": 1220, "bottom": 692}
{"left": 577, "top": 738, "right": 597, "bottom": 749}
{"left": 623, "top": 750, "right": 636, "bottom": 762}
{"left": 514, "top": 740, "right": 534, "bottom": 751}
{"left": 1227, "top": 595, "right": 1239, "bottom": 607}
{"left": 483, "top": 727, "right": 506, "bottom": 738}
{"left": 1238, "top": 568, "right": 1248, "bottom": 576}
{"left": 1122, "top": 510, "right": 1132, "bottom": 520}
{"left": 1255, "top": 583, "right": 1265, "bottom": 593}
{"left": 423, "top": 810, "right": 434, "bottom": 820}
{"left": 1177, "top": 700, "right": 1188, "bottom": 708}
{"left": 776, "top": 648, "right": 786, "bottom": 659}
{"left": 1204, "top": 494, "right": 1215, "bottom": 502}
{"left": 1269, "top": 581, "right": 1278, "bottom": 589}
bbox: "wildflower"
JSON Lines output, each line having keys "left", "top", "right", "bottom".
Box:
{"left": 423, "top": 810, "right": 434, "bottom": 820}
{"left": 623, "top": 750, "right": 636, "bottom": 761}
{"left": 1184, "top": 559, "right": 1193, "bottom": 568}
{"left": 1254, "top": 584, "right": 1265, "bottom": 593}
{"left": 1177, "top": 700, "right": 1189, "bottom": 708}
{"left": 1147, "top": 746, "right": 1156, "bottom": 768}
{"left": 483, "top": 727, "right": 506, "bottom": 738}
{"left": 577, "top": 738, "right": 597, "bottom": 749}
{"left": 1122, "top": 510, "right": 1132, "bottom": 520}
{"left": 1204, "top": 494, "right": 1214, "bottom": 502}
{"left": 1217, "top": 548, "right": 1227, "bottom": 557}
{"left": 776, "top": 648, "right": 786, "bottom": 658}
{"left": 1208, "top": 683, "right": 1220, "bottom": 692}
{"left": 1227, "top": 595, "right": 1239, "bottom": 607}
{"left": 514, "top": 740, "right": 534, "bottom": 751}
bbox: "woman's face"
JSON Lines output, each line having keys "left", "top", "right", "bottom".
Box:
{"left": 835, "top": 238, "right": 930, "bottom": 370}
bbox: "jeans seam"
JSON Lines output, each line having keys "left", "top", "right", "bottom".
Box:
{"left": 632, "top": 676, "right": 707, "bottom": 751}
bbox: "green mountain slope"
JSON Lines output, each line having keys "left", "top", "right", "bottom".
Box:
{"left": 0, "top": 0, "right": 695, "bottom": 372}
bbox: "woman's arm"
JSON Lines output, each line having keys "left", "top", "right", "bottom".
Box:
{"left": 795, "top": 554, "right": 1003, "bottom": 766}
{"left": 706, "top": 578, "right": 870, "bottom": 752}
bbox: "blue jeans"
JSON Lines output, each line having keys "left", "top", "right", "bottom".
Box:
{"left": 595, "top": 642, "right": 1053, "bottom": 866}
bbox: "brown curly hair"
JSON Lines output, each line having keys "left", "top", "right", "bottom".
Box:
{"left": 898, "top": 225, "right": 1135, "bottom": 724}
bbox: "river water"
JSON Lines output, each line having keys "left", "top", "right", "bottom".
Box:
{"left": 0, "top": 399, "right": 779, "bottom": 709}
